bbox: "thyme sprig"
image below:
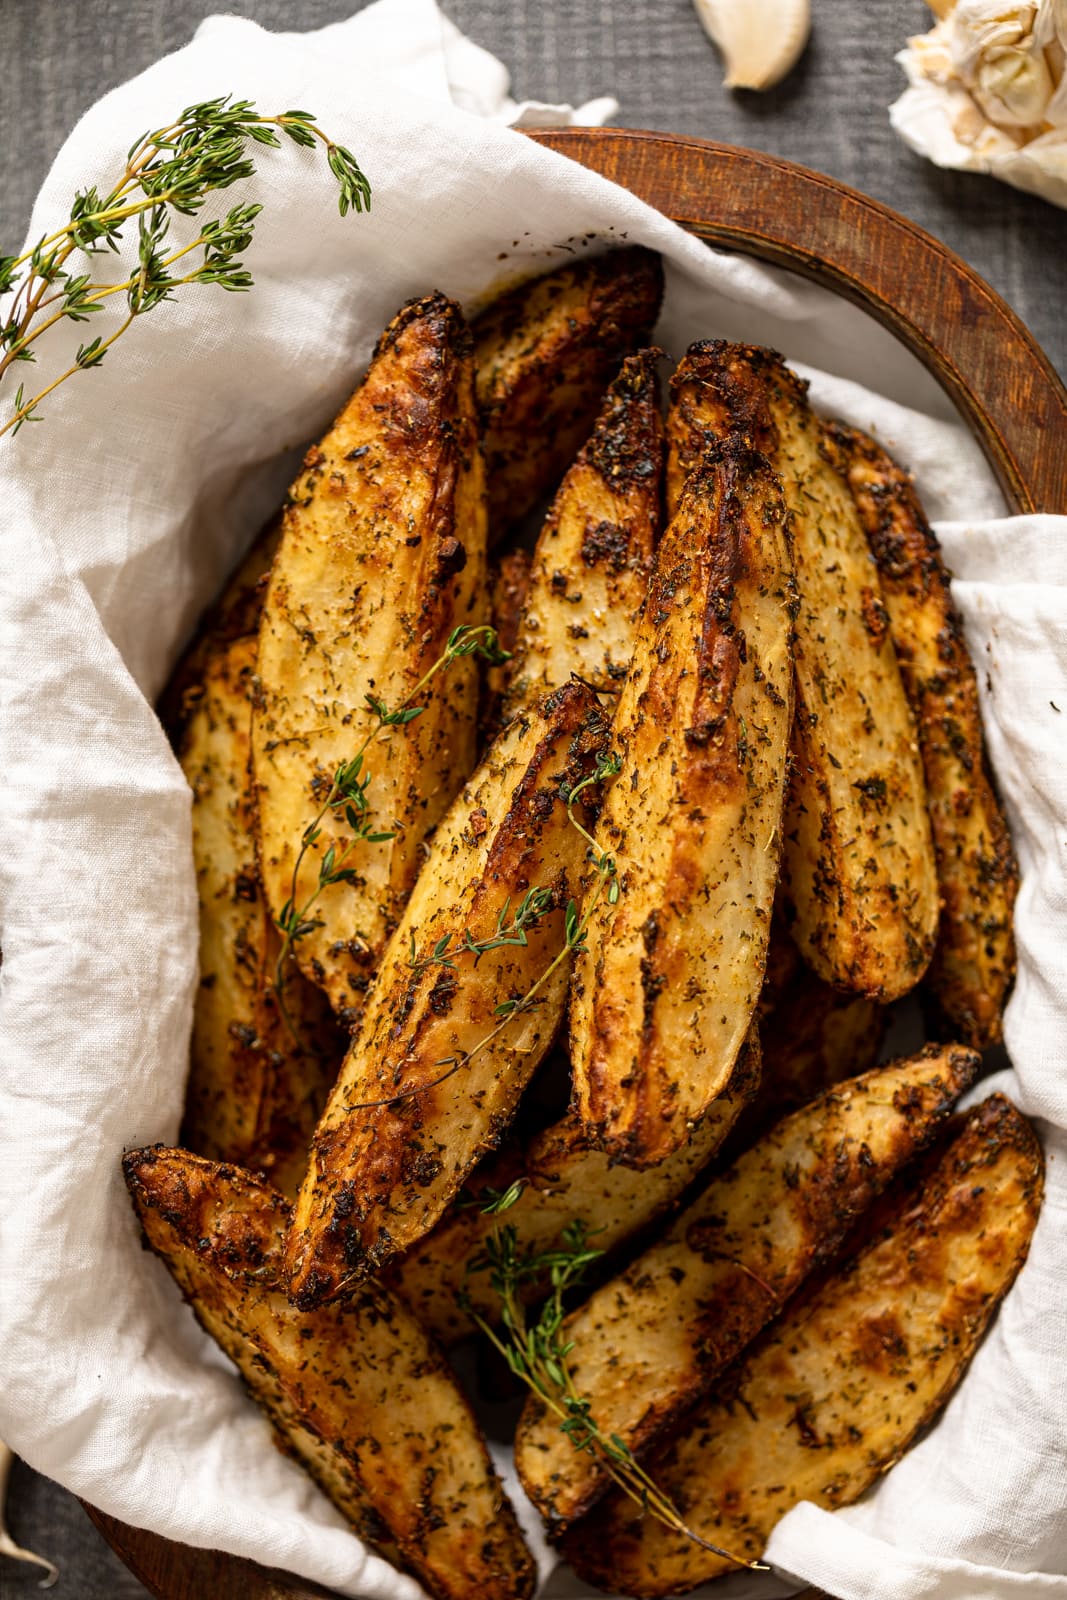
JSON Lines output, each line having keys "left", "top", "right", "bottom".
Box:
{"left": 1, "top": 96, "right": 371, "bottom": 437}
{"left": 460, "top": 1208, "right": 763, "bottom": 1569}
{"left": 347, "top": 748, "right": 623, "bottom": 1112}
{"left": 407, "top": 886, "right": 556, "bottom": 977}
{"left": 272, "top": 624, "right": 506, "bottom": 1041}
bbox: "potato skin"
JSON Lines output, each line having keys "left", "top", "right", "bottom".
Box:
{"left": 669, "top": 342, "right": 939, "bottom": 1001}
{"left": 563, "top": 1092, "right": 1042, "bottom": 1596}
{"left": 825, "top": 422, "right": 1018, "bottom": 1046}
{"left": 504, "top": 347, "right": 664, "bottom": 714}
{"left": 514, "top": 1044, "right": 978, "bottom": 1527}
{"left": 570, "top": 446, "right": 795, "bottom": 1168}
{"left": 252, "top": 292, "right": 487, "bottom": 1025}
{"left": 392, "top": 1025, "right": 760, "bottom": 1345}
{"left": 285, "top": 681, "right": 612, "bottom": 1306}
{"left": 474, "top": 247, "right": 663, "bottom": 538}
{"left": 123, "top": 1148, "right": 536, "bottom": 1600}
{"left": 179, "top": 633, "right": 341, "bottom": 1200}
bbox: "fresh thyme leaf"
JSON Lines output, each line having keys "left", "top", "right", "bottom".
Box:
{"left": 1, "top": 96, "right": 371, "bottom": 438}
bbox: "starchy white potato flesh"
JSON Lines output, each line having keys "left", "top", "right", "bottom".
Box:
{"left": 394, "top": 1026, "right": 760, "bottom": 1344}
{"left": 514, "top": 1044, "right": 978, "bottom": 1526}
{"left": 563, "top": 1092, "right": 1042, "bottom": 1595}
{"left": 179, "top": 634, "right": 339, "bottom": 1200}
{"left": 668, "top": 342, "right": 939, "bottom": 1000}
{"left": 252, "top": 292, "right": 487, "bottom": 1025}
{"left": 285, "top": 680, "right": 612, "bottom": 1307}
{"left": 569, "top": 445, "right": 795, "bottom": 1168}
{"left": 504, "top": 348, "right": 663, "bottom": 713}
{"left": 123, "top": 1147, "right": 536, "bottom": 1600}
{"left": 474, "top": 247, "right": 664, "bottom": 538}
{"left": 826, "top": 421, "right": 1018, "bottom": 1045}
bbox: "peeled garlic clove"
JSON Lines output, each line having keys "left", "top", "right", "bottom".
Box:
{"left": 975, "top": 40, "right": 1054, "bottom": 123}
{"left": 693, "top": 0, "right": 811, "bottom": 90}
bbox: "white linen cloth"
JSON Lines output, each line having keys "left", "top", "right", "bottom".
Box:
{"left": 1, "top": 4, "right": 1065, "bottom": 1597}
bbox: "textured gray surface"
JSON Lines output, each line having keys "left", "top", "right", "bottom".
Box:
{"left": 1, "top": 1, "right": 1064, "bottom": 1596}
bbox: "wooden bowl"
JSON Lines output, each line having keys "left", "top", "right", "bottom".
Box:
{"left": 82, "top": 127, "right": 1067, "bottom": 1600}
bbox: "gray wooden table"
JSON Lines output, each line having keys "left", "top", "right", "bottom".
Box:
{"left": 2, "top": 0, "right": 1065, "bottom": 1595}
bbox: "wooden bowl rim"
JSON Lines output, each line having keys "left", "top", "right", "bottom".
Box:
{"left": 84, "top": 127, "right": 1063, "bottom": 1600}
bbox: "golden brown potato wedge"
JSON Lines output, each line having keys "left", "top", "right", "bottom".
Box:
{"left": 563, "top": 1092, "right": 1042, "bottom": 1595}
{"left": 668, "top": 343, "right": 939, "bottom": 1001}
{"left": 123, "top": 1147, "right": 536, "bottom": 1600}
{"left": 158, "top": 516, "right": 282, "bottom": 743}
{"left": 825, "top": 422, "right": 1018, "bottom": 1046}
{"left": 286, "top": 680, "right": 612, "bottom": 1307}
{"left": 393, "top": 1026, "right": 760, "bottom": 1345}
{"left": 753, "top": 964, "right": 885, "bottom": 1122}
{"left": 514, "top": 1044, "right": 977, "bottom": 1527}
{"left": 503, "top": 348, "right": 664, "bottom": 713}
{"left": 179, "top": 633, "right": 340, "bottom": 1200}
{"left": 570, "top": 445, "right": 795, "bottom": 1168}
{"left": 474, "top": 247, "right": 663, "bottom": 538}
{"left": 481, "top": 547, "right": 533, "bottom": 736}
{"left": 252, "top": 292, "right": 487, "bottom": 1025}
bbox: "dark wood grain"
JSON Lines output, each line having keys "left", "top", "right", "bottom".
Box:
{"left": 86, "top": 130, "right": 1063, "bottom": 1600}
{"left": 529, "top": 128, "right": 1067, "bottom": 515}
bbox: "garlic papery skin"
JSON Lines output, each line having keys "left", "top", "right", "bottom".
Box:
{"left": 0, "top": 1443, "right": 59, "bottom": 1589}
{"left": 974, "top": 40, "right": 1055, "bottom": 122}
{"left": 692, "top": 0, "right": 812, "bottom": 91}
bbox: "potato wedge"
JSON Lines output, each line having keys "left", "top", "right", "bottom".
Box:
{"left": 179, "top": 633, "right": 341, "bottom": 1200}
{"left": 393, "top": 1025, "right": 760, "bottom": 1345}
{"left": 158, "top": 515, "right": 282, "bottom": 743}
{"left": 503, "top": 348, "right": 664, "bottom": 713}
{"left": 252, "top": 292, "right": 486, "bottom": 1025}
{"left": 123, "top": 1148, "right": 535, "bottom": 1600}
{"left": 514, "top": 1043, "right": 977, "bottom": 1526}
{"left": 755, "top": 964, "right": 885, "bottom": 1120}
{"left": 668, "top": 343, "right": 939, "bottom": 1000}
{"left": 563, "top": 1091, "right": 1042, "bottom": 1596}
{"left": 570, "top": 445, "right": 795, "bottom": 1168}
{"left": 474, "top": 247, "right": 663, "bottom": 537}
{"left": 481, "top": 547, "right": 533, "bottom": 736}
{"left": 286, "top": 680, "right": 612, "bottom": 1307}
{"left": 825, "top": 422, "right": 1018, "bottom": 1045}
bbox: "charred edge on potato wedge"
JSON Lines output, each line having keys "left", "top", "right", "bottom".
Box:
{"left": 123, "top": 1146, "right": 537, "bottom": 1600}
{"left": 504, "top": 346, "right": 664, "bottom": 715}
{"left": 285, "top": 680, "right": 612, "bottom": 1306}
{"left": 392, "top": 1024, "right": 761, "bottom": 1345}
{"left": 570, "top": 443, "right": 795, "bottom": 1169}
{"left": 179, "top": 633, "right": 341, "bottom": 1200}
{"left": 481, "top": 547, "right": 534, "bottom": 738}
{"left": 514, "top": 1043, "right": 978, "bottom": 1527}
{"left": 474, "top": 247, "right": 664, "bottom": 539}
{"left": 252, "top": 291, "right": 487, "bottom": 1026}
{"left": 824, "top": 421, "right": 1018, "bottom": 1047}
{"left": 562, "top": 1091, "right": 1042, "bottom": 1596}
{"left": 668, "top": 340, "right": 939, "bottom": 1002}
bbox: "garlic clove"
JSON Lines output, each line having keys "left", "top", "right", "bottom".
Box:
{"left": 0, "top": 1444, "right": 59, "bottom": 1590}
{"left": 692, "top": 0, "right": 812, "bottom": 91}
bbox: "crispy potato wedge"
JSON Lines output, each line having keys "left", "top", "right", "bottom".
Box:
{"left": 158, "top": 516, "right": 282, "bottom": 743}
{"left": 481, "top": 547, "right": 533, "bottom": 736}
{"left": 569, "top": 445, "right": 795, "bottom": 1168}
{"left": 752, "top": 962, "right": 885, "bottom": 1122}
{"left": 474, "top": 247, "right": 663, "bottom": 537}
{"left": 668, "top": 343, "right": 939, "bottom": 1000}
{"left": 393, "top": 1025, "right": 760, "bottom": 1345}
{"left": 563, "top": 1092, "right": 1042, "bottom": 1595}
{"left": 825, "top": 422, "right": 1018, "bottom": 1045}
{"left": 503, "top": 348, "right": 664, "bottom": 714}
{"left": 286, "top": 680, "right": 612, "bottom": 1306}
{"left": 123, "top": 1148, "right": 535, "bottom": 1600}
{"left": 252, "top": 292, "right": 487, "bottom": 1025}
{"left": 179, "top": 634, "right": 340, "bottom": 1200}
{"left": 514, "top": 1044, "right": 977, "bottom": 1526}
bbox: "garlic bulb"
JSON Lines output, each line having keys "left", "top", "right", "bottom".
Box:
{"left": 0, "top": 1442, "right": 58, "bottom": 1589}
{"left": 891, "top": 0, "right": 1067, "bottom": 208}
{"left": 692, "top": 0, "right": 812, "bottom": 91}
